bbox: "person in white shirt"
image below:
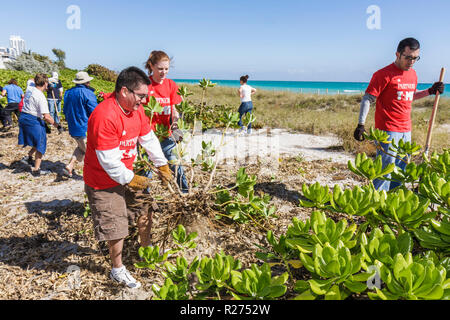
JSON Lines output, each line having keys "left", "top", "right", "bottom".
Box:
{"left": 18, "top": 73, "right": 58, "bottom": 176}
{"left": 238, "top": 75, "right": 256, "bottom": 134}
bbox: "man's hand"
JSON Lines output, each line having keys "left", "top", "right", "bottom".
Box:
{"left": 128, "top": 174, "right": 152, "bottom": 190}
{"left": 353, "top": 124, "right": 366, "bottom": 141}
{"left": 428, "top": 82, "right": 445, "bottom": 95}
{"left": 157, "top": 164, "right": 173, "bottom": 185}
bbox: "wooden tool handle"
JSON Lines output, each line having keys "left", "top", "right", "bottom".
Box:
{"left": 424, "top": 67, "right": 446, "bottom": 155}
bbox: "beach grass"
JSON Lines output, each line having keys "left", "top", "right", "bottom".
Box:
{"left": 181, "top": 83, "right": 449, "bottom": 155}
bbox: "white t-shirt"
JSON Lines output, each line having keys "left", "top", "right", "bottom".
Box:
{"left": 239, "top": 84, "right": 253, "bottom": 102}
{"left": 22, "top": 86, "right": 49, "bottom": 118}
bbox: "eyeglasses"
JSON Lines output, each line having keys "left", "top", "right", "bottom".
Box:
{"left": 127, "top": 87, "right": 148, "bottom": 101}
{"left": 401, "top": 54, "right": 420, "bottom": 62}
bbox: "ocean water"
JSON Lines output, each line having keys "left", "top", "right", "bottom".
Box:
{"left": 174, "top": 79, "right": 450, "bottom": 97}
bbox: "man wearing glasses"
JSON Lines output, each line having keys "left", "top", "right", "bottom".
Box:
{"left": 83, "top": 66, "right": 172, "bottom": 289}
{"left": 353, "top": 37, "right": 444, "bottom": 191}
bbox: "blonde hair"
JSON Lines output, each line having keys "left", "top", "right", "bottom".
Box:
{"left": 145, "top": 50, "right": 170, "bottom": 75}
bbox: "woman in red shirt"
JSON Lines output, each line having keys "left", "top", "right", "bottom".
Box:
{"left": 144, "top": 50, "right": 189, "bottom": 193}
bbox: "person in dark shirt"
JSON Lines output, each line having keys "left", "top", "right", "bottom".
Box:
{"left": 46, "top": 72, "right": 64, "bottom": 134}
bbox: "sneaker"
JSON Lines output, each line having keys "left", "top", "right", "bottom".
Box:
{"left": 31, "top": 169, "right": 52, "bottom": 177}
{"left": 20, "top": 156, "right": 34, "bottom": 166}
{"left": 57, "top": 125, "right": 64, "bottom": 134}
{"left": 110, "top": 267, "right": 141, "bottom": 289}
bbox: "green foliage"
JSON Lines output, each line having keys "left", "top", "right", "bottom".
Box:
{"left": 171, "top": 224, "right": 198, "bottom": 252}
{"left": 330, "top": 184, "right": 381, "bottom": 216}
{"left": 378, "top": 189, "right": 434, "bottom": 230}
{"left": 295, "top": 241, "right": 368, "bottom": 300}
{"left": 84, "top": 63, "right": 118, "bottom": 82}
{"left": 162, "top": 256, "right": 200, "bottom": 283}
{"left": 413, "top": 218, "right": 450, "bottom": 254}
{"left": 191, "top": 141, "right": 216, "bottom": 172}
{"left": 367, "top": 253, "right": 449, "bottom": 300}
{"left": 360, "top": 227, "right": 413, "bottom": 267}
{"left": 348, "top": 153, "right": 395, "bottom": 181}
{"left": 389, "top": 139, "right": 421, "bottom": 162}
{"left": 230, "top": 263, "right": 288, "bottom": 300}
{"left": 195, "top": 252, "right": 241, "bottom": 294}
{"left": 215, "top": 168, "right": 276, "bottom": 223}
{"left": 6, "top": 52, "right": 58, "bottom": 74}
{"left": 152, "top": 278, "right": 189, "bottom": 300}
{"left": 299, "top": 182, "right": 331, "bottom": 209}
{"left": 285, "top": 211, "right": 358, "bottom": 253}
{"left": 419, "top": 172, "right": 450, "bottom": 210}
{"left": 155, "top": 123, "right": 169, "bottom": 142}
{"left": 135, "top": 245, "right": 170, "bottom": 270}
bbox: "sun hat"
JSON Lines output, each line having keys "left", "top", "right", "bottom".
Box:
{"left": 48, "top": 71, "right": 59, "bottom": 84}
{"left": 73, "top": 71, "right": 94, "bottom": 84}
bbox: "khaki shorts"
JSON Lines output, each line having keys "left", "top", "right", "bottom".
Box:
{"left": 85, "top": 184, "right": 151, "bottom": 241}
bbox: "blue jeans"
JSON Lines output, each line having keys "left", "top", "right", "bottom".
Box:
{"left": 160, "top": 137, "right": 189, "bottom": 193}
{"left": 373, "top": 131, "right": 411, "bottom": 192}
{"left": 238, "top": 101, "right": 253, "bottom": 131}
{"left": 48, "top": 99, "right": 61, "bottom": 124}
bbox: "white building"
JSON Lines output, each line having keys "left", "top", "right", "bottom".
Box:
{"left": 0, "top": 35, "right": 26, "bottom": 69}
{"left": 9, "top": 35, "right": 26, "bottom": 58}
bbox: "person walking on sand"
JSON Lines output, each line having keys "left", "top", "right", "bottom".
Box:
{"left": 238, "top": 75, "right": 256, "bottom": 134}
{"left": 144, "top": 50, "right": 189, "bottom": 193}
{"left": 1, "top": 78, "right": 24, "bottom": 131}
{"left": 18, "top": 73, "right": 59, "bottom": 176}
{"left": 62, "top": 71, "right": 98, "bottom": 177}
{"left": 46, "top": 72, "right": 64, "bottom": 134}
{"left": 83, "top": 66, "right": 173, "bottom": 289}
{"left": 353, "top": 37, "right": 444, "bottom": 191}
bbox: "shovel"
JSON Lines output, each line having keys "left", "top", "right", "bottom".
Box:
{"left": 424, "top": 67, "right": 445, "bottom": 157}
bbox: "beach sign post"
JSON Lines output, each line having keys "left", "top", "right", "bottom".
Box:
{"left": 424, "top": 67, "right": 446, "bottom": 156}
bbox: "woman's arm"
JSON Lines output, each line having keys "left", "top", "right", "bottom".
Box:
{"left": 42, "top": 113, "right": 59, "bottom": 128}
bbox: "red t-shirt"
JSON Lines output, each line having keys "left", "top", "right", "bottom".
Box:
{"left": 366, "top": 63, "right": 418, "bottom": 132}
{"left": 146, "top": 78, "right": 182, "bottom": 134}
{"left": 83, "top": 93, "right": 151, "bottom": 190}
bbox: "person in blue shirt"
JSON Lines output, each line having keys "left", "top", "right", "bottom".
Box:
{"left": 62, "top": 71, "right": 98, "bottom": 177}
{"left": 1, "top": 78, "right": 24, "bottom": 130}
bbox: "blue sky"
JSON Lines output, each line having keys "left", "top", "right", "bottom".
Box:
{"left": 0, "top": 0, "right": 449, "bottom": 82}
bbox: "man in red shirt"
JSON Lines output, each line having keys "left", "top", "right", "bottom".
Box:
{"left": 84, "top": 66, "right": 172, "bottom": 289}
{"left": 354, "top": 38, "right": 444, "bottom": 191}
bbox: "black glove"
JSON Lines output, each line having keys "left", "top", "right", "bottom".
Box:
{"left": 428, "top": 82, "right": 444, "bottom": 95}
{"left": 353, "top": 124, "right": 366, "bottom": 141}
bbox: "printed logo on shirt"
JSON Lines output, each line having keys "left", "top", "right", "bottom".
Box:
{"left": 121, "top": 148, "right": 137, "bottom": 160}
{"left": 155, "top": 97, "right": 170, "bottom": 105}
{"left": 120, "top": 137, "right": 138, "bottom": 148}
{"left": 396, "top": 91, "right": 414, "bottom": 101}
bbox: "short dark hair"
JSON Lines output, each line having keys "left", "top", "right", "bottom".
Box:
{"left": 115, "top": 66, "right": 150, "bottom": 93}
{"left": 397, "top": 38, "right": 420, "bottom": 54}
{"left": 34, "top": 73, "right": 48, "bottom": 87}
{"left": 8, "top": 78, "right": 18, "bottom": 85}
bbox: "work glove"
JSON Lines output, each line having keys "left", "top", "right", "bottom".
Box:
{"left": 157, "top": 164, "right": 173, "bottom": 185}
{"left": 428, "top": 82, "right": 445, "bottom": 95}
{"left": 353, "top": 124, "right": 366, "bottom": 141}
{"left": 128, "top": 174, "right": 152, "bottom": 190}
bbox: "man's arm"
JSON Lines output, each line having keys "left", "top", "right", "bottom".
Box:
{"left": 96, "top": 148, "right": 134, "bottom": 185}
{"left": 414, "top": 82, "right": 445, "bottom": 100}
{"left": 353, "top": 93, "right": 376, "bottom": 141}
{"left": 138, "top": 130, "right": 168, "bottom": 167}
{"left": 357, "top": 93, "right": 377, "bottom": 125}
